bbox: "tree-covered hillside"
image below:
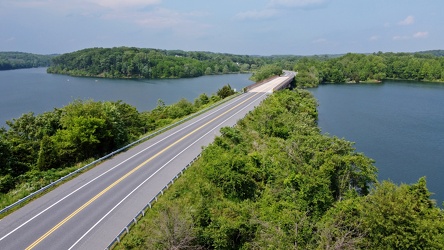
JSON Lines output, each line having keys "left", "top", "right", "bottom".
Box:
{"left": 47, "top": 47, "right": 300, "bottom": 79}
{"left": 0, "top": 52, "right": 52, "bottom": 70}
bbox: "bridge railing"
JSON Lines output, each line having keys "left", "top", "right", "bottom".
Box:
{"left": 273, "top": 74, "right": 295, "bottom": 91}
{"left": 243, "top": 75, "right": 279, "bottom": 92}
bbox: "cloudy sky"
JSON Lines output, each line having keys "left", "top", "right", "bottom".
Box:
{"left": 0, "top": 0, "right": 442, "bottom": 55}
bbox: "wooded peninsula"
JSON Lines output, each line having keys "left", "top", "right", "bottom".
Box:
{"left": 45, "top": 47, "right": 444, "bottom": 87}
{"left": 46, "top": 47, "right": 298, "bottom": 80}
{"left": 0, "top": 52, "right": 52, "bottom": 70}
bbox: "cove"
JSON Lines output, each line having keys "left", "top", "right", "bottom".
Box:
{"left": 0, "top": 68, "right": 253, "bottom": 126}
{"left": 310, "top": 80, "right": 444, "bottom": 206}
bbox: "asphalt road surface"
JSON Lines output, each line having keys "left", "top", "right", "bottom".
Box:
{"left": 0, "top": 75, "right": 292, "bottom": 250}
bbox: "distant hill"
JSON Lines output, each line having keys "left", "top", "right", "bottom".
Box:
{"left": 415, "top": 50, "right": 444, "bottom": 57}
{"left": 0, "top": 52, "right": 53, "bottom": 70}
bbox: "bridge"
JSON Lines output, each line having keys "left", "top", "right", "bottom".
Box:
{"left": 0, "top": 73, "right": 295, "bottom": 250}
{"left": 243, "top": 70, "right": 295, "bottom": 92}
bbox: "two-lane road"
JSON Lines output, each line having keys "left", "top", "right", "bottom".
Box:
{"left": 0, "top": 75, "right": 292, "bottom": 249}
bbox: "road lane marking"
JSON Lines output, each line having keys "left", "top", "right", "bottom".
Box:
{"left": 68, "top": 88, "right": 272, "bottom": 249}
{"left": 26, "top": 82, "right": 278, "bottom": 249}
{"left": 0, "top": 92, "right": 255, "bottom": 243}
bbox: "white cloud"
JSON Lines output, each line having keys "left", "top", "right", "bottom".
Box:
{"left": 393, "top": 35, "right": 409, "bottom": 40}
{"left": 369, "top": 35, "right": 379, "bottom": 41}
{"left": 104, "top": 7, "right": 210, "bottom": 38}
{"left": 235, "top": 0, "right": 327, "bottom": 21}
{"left": 89, "top": 0, "right": 161, "bottom": 9}
{"left": 6, "top": 0, "right": 161, "bottom": 11}
{"left": 398, "top": 15, "right": 414, "bottom": 25}
{"left": 6, "top": 0, "right": 53, "bottom": 8}
{"left": 235, "top": 9, "right": 278, "bottom": 20}
{"left": 270, "top": 0, "right": 327, "bottom": 8}
{"left": 14, "top": 0, "right": 196, "bottom": 38}
{"left": 312, "top": 38, "right": 327, "bottom": 44}
{"left": 413, "top": 31, "right": 429, "bottom": 38}
{"left": 133, "top": 8, "right": 183, "bottom": 28}
{"left": 392, "top": 31, "right": 429, "bottom": 41}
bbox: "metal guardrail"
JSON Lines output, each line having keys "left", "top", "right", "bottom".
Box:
{"left": 0, "top": 93, "right": 242, "bottom": 215}
{"left": 103, "top": 76, "right": 296, "bottom": 249}
{"left": 103, "top": 76, "right": 297, "bottom": 249}
{"left": 0, "top": 76, "right": 289, "bottom": 248}
{"left": 104, "top": 154, "right": 201, "bottom": 250}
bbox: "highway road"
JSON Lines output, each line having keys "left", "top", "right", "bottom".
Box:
{"left": 0, "top": 75, "right": 292, "bottom": 250}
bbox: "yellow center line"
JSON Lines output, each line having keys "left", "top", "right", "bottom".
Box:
{"left": 26, "top": 90, "right": 266, "bottom": 249}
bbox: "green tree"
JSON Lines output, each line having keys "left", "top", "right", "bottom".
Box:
{"left": 217, "top": 84, "right": 236, "bottom": 99}
{"left": 54, "top": 115, "right": 107, "bottom": 163}
{"left": 250, "top": 64, "right": 282, "bottom": 82}
{"left": 360, "top": 179, "right": 444, "bottom": 249}
{"left": 36, "top": 135, "right": 59, "bottom": 171}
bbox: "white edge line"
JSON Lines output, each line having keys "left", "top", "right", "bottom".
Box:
{"left": 0, "top": 93, "right": 254, "bottom": 242}
{"left": 69, "top": 88, "right": 271, "bottom": 249}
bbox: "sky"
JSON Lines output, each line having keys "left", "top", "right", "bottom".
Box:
{"left": 0, "top": 0, "right": 443, "bottom": 56}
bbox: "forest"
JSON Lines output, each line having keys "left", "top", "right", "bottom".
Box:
{"left": 294, "top": 51, "right": 444, "bottom": 87}
{"left": 46, "top": 47, "right": 444, "bottom": 88}
{"left": 117, "top": 89, "right": 444, "bottom": 249}
{"left": 0, "top": 85, "right": 236, "bottom": 211}
{"left": 0, "top": 52, "right": 52, "bottom": 70}
{"left": 47, "top": 47, "right": 299, "bottom": 79}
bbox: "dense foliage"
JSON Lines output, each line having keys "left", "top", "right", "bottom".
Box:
{"left": 0, "top": 85, "right": 236, "bottom": 209}
{"left": 249, "top": 64, "right": 283, "bottom": 82}
{"left": 117, "top": 90, "right": 444, "bottom": 249}
{"left": 47, "top": 47, "right": 298, "bottom": 79}
{"left": 0, "top": 52, "right": 52, "bottom": 70}
{"left": 295, "top": 52, "right": 444, "bottom": 87}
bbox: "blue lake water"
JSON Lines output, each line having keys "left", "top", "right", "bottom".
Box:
{"left": 1, "top": 69, "right": 443, "bottom": 205}
{"left": 310, "top": 81, "right": 444, "bottom": 206}
{"left": 0, "top": 68, "right": 253, "bottom": 126}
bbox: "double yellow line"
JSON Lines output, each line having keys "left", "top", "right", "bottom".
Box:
{"left": 26, "top": 91, "right": 263, "bottom": 249}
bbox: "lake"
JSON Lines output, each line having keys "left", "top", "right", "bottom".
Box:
{"left": 310, "top": 81, "right": 444, "bottom": 206}
{"left": 0, "top": 68, "right": 253, "bottom": 126}
{"left": 2, "top": 69, "right": 443, "bottom": 205}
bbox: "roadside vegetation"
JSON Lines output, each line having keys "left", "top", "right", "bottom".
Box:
{"left": 0, "top": 85, "right": 237, "bottom": 212}
{"left": 117, "top": 89, "right": 444, "bottom": 249}
{"left": 0, "top": 52, "right": 52, "bottom": 70}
